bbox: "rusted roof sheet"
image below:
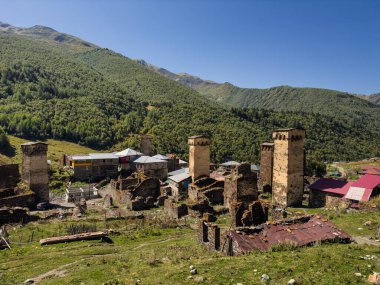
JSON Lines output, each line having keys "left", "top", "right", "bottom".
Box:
{"left": 225, "top": 215, "right": 351, "bottom": 253}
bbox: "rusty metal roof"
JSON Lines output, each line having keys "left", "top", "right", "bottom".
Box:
{"left": 225, "top": 215, "right": 351, "bottom": 253}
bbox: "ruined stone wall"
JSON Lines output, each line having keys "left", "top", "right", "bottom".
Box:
{"left": 272, "top": 129, "right": 305, "bottom": 207}
{"left": 309, "top": 189, "right": 326, "bottom": 208}
{"left": 0, "top": 164, "right": 20, "bottom": 189}
{"left": 188, "top": 136, "right": 211, "bottom": 182}
{"left": 164, "top": 199, "right": 188, "bottom": 219}
{"left": 140, "top": 134, "right": 153, "bottom": 156}
{"left": 0, "top": 207, "right": 31, "bottom": 225}
{"left": 21, "top": 142, "right": 49, "bottom": 203}
{"left": 224, "top": 164, "right": 258, "bottom": 212}
{"left": 0, "top": 192, "right": 35, "bottom": 208}
{"left": 197, "top": 220, "right": 221, "bottom": 251}
{"left": 137, "top": 162, "right": 168, "bottom": 180}
{"left": 131, "top": 178, "right": 160, "bottom": 200}
{"left": 260, "top": 143, "right": 274, "bottom": 192}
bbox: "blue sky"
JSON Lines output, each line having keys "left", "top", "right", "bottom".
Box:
{"left": 0, "top": 0, "right": 379, "bottom": 94}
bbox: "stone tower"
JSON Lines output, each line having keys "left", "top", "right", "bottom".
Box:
{"left": 188, "top": 135, "right": 211, "bottom": 182}
{"left": 272, "top": 128, "right": 305, "bottom": 207}
{"left": 260, "top": 143, "right": 274, "bottom": 192}
{"left": 140, "top": 134, "right": 153, "bottom": 156}
{"left": 21, "top": 142, "right": 49, "bottom": 203}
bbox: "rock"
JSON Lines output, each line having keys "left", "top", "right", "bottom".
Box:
{"left": 189, "top": 265, "right": 195, "bottom": 270}
{"left": 288, "top": 279, "right": 296, "bottom": 284}
{"left": 202, "top": 213, "right": 217, "bottom": 222}
{"left": 194, "top": 276, "right": 205, "bottom": 282}
{"left": 363, "top": 221, "right": 372, "bottom": 226}
{"left": 357, "top": 228, "right": 363, "bottom": 231}
{"left": 237, "top": 283, "right": 243, "bottom": 285}
{"left": 187, "top": 276, "right": 193, "bottom": 280}
{"left": 368, "top": 272, "right": 380, "bottom": 284}
{"left": 190, "top": 268, "right": 197, "bottom": 275}
{"left": 24, "top": 279, "right": 34, "bottom": 284}
{"left": 354, "top": 273, "right": 362, "bottom": 277}
{"left": 261, "top": 274, "right": 270, "bottom": 281}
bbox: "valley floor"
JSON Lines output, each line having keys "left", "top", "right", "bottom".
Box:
{"left": 0, "top": 208, "right": 379, "bottom": 285}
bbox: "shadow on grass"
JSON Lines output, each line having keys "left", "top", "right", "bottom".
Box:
{"left": 0, "top": 141, "right": 16, "bottom": 157}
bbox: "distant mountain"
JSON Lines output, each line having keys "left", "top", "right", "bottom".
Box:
{"left": 0, "top": 22, "right": 379, "bottom": 166}
{"left": 136, "top": 60, "right": 380, "bottom": 123}
{"left": 368, "top": 93, "right": 380, "bottom": 105}
{"left": 0, "top": 21, "right": 95, "bottom": 49}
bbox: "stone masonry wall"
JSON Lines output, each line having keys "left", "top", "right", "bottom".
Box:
{"left": 188, "top": 136, "right": 211, "bottom": 182}
{"left": 272, "top": 129, "right": 305, "bottom": 207}
{"left": 260, "top": 143, "right": 274, "bottom": 192}
{"left": 21, "top": 142, "right": 49, "bottom": 203}
{"left": 0, "top": 164, "right": 20, "bottom": 189}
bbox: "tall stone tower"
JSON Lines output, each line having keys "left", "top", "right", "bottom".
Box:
{"left": 260, "top": 142, "right": 274, "bottom": 193}
{"left": 140, "top": 134, "right": 153, "bottom": 156}
{"left": 21, "top": 142, "right": 49, "bottom": 203}
{"left": 188, "top": 135, "right": 211, "bottom": 182}
{"left": 272, "top": 128, "right": 305, "bottom": 207}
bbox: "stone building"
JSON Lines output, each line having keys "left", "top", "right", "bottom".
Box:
{"left": 110, "top": 174, "right": 160, "bottom": 210}
{"left": 133, "top": 156, "right": 168, "bottom": 180}
{"left": 188, "top": 135, "right": 211, "bottom": 182}
{"left": 66, "top": 153, "right": 119, "bottom": 181}
{"left": 0, "top": 164, "right": 36, "bottom": 208}
{"left": 224, "top": 163, "right": 258, "bottom": 213}
{"left": 140, "top": 134, "right": 153, "bottom": 156}
{"left": 259, "top": 142, "right": 274, "bottom": 192}
{"left": 272, "top": 128, "right": 305, "bottom": 207}
{"left": 21, "top": 142, "right": 49, "bottom": 203}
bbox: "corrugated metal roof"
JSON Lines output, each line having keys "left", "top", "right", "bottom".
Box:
{"left": 168, "top": 168, "right": 189, "bottom": 176}
{"left": 71, "top": 155, "right": 92, "bottom": 161}
{"left": 89, "top": 153, "right": 119, "bottom": 160}
{"left": 168, "top": 173, "right": 191, "bottom": 183}
{"left": 344, "top": 174, "right": 380, "bottom": 201}
{"left": 221, "top": 161, "right": 241, "bottom": 167}
{"left": 133, "top": 156, "right": 167, "bottom": 164}
{"left": 360, "top": 166, "right": 380, "bottom": 176}
{"left": 152, "top": 154, "right": 170, "bottom": 160}
{"left": 309, "top": 178, "right": 348, "bottom": 195}
{"left": 226, "top": 215, "right": 351, "bottom": 253}
{"left": 114, "top": 148, "right": 142, "bottom": 157}
{"left": 251, "top": 164, "right": 260, "bottom": 171}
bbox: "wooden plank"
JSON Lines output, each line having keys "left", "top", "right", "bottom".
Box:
{"left": 39, "top": 231, "right": 107, "bottom": 245}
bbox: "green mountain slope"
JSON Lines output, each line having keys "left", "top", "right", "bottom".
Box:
{"left": 0, "top": 23, "right": 379, "bottom": 167}
{"left": 138, "top": 61, "right": 380, "bottom": 129}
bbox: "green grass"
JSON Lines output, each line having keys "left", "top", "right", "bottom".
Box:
{"left": 0, "top": 135, "right": 97, "bottom": 167}
{"left": 0, "top": 209, "right": 379, "bottom": 285}
{"left": 0, "top": 135, "right": 98, "bottom": 192}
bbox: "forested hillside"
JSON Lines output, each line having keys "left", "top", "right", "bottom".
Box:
{"left": 139, "top": 61, "right": 380, "bottom": 130}
{"left": 0, "top": 26, "right": 379, "bottom": 168}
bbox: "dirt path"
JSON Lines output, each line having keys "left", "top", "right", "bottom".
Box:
{"left": 26, "top": 237, "right": 178, "bottom": 284}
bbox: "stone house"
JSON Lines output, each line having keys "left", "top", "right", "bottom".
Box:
{"left": 168, "top": 172, "right": 192, "bottom": 197}
{"left": 133, "top": 156, "right": 168, "bottom": 180}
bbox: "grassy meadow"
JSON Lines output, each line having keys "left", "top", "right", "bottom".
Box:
{"left": 0, "top": 208, "right": 379, "bottom": 285}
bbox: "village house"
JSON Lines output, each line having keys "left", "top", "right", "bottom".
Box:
{"left": 309, "top": 174, "right": 380, "bottom": 207}
{"left": 152, "top": 154, "right": 179, "bottom": 172}
{"left": 167, "top": 172, "right": 192, "bottom": 197}
{"left": 133, "top": 156, "right": 168, "bottom": 180}
{"left": 66, "top": 153, "right": 119, "bottom": 181}
{"left": 114, "top": 148, "right": 142, "bottom": 171}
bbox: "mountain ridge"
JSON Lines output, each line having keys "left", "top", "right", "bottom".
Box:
{"left": 134, "top": 59, "right": 380, "bottom": 106}
{"left": 0, "top": 22, "right": 379, "bottom": 166}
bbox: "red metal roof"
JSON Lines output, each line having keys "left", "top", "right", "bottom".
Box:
{"left": 360, "top": 166, "right": 380, "bottom": 176}
{"left": 351, "top": 174, "right": 380, "bottom": 189}
{"left": 344, "top": 174, "right": 380, "bottom": 201}
{"left": 309, "top": 178, "right": 347, "bottom": 195}
{"left": 225, "top": 215, "right": 351, "bottom": 253}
